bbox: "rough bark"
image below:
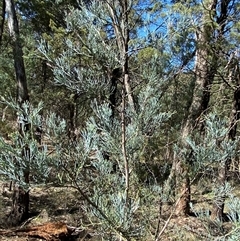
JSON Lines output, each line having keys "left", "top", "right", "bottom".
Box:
{"left": 5, "top": 0, "right": 30, "bottom": 226}
{"left": 211, "top": 52, "right": 240, "bottom": 220}
{"left": 6, "top": 0, "right": 29, "bottom": 105}
{"left": 7, "top": 186, "right": 29, "bottom": 226}
{"left": 175, "top": 160, "right": 191, "bottom": 216}
{"left": 228, "top": 71, "right": 240, "bottom": 171}
{"left": 211, "top": 161, "right": 227, "bottom": 221}
{"left": 228, "top": 55, "right": 240, "bottom": 142}
{"left": 209, "top": 0, "right": 233, "bottom": 221}
{"left": 174, "top": 0, "right": 218, "bottom": 216}
{"left": 0, "top": 0, "right": 5, "bottom": 45}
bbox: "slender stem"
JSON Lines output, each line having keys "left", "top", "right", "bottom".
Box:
{"left": 62, "top": 163, "right": 128, "bottom": 240}
{"left": 121, "top": 81, "right": 129, "bottom": 205}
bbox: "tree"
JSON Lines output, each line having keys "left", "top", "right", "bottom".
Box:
{"left": 38, "top": 1, "right": 172, "bottom": 239}
{"left": 174, "top": 0, "right": 218, "bottom": 216}
{"left": 5, "top": 0, "right": 30, "bottom": 225}
{"left": 211, "top": 17, "right": 240, "bottom": 221}
{"left": 16, "top": 0, "right": 80, "bottom": 33}
{"left": 171, "top": 0, "right": 240, "bottom": 217}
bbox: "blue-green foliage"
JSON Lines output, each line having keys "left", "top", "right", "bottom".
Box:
{"left": 181, "top": 114, "right": 240, "bottom": 238}
{"left": 0, "top": 101, "right": 53, "bottom": 189}
{"left": 38, "top": 1, "right": 173, "bottom": 238}
{"left": 79, "top": 96, "right": 170, "bottom": 237}
{"left": 185, "top": 114, "right": 238, "bottom": 173}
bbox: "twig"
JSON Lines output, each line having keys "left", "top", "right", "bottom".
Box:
{"left": 155, "top": 196, "right": 179, "bottom": 240}
{"left": 20, "top": 216, "right": 35, "bottom": 228}
{"left": 155, "top": 186, "right": 189, "bottom": 241}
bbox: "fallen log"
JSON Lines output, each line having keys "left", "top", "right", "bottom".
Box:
{"left": 0, "top": 221, "right": 88, "bottom": 240}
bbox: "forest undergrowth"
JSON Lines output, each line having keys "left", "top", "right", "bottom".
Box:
{"left": 0, "top": 175, "right": 240, "bottom": 241}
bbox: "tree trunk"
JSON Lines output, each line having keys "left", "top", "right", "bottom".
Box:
{"left": 121, "top": 0, "right": 130, "bottom": 215}
{"left": 6, "top": 0, "right": 29, "bottom": 105}
{"left": 106, "top": 0, "right": 135, "bottom": 219}
{"left": 175, "top": 159, "right": 191, "bottom": 216}
{"left": 228, "top": 53, "right": 240, "bottom": 142}
{"left": 211, "top": 161, "right": 227, "bottom": 221}
{"left": 211, "top": 52, "right": 240, "bottom": 220}
{"left": 5, "top": 0, "right": 30, "bottom": 226}
{"left": 0, "top": 0, "right": 5, "bottom": 45}
{"left": 209, "top": 0, "right": 233, "bottom": 220}
{"left": 174, "top": 0, "right": 218, "bottom": 216}
{"left": 229, "top": 80, "right": 240, "bottom": 171}
{"left": 107, "top": 1, "right": 135, "bottom": 112}
{"left": 7, "top": 186, "right": 29, "bottom": 226}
